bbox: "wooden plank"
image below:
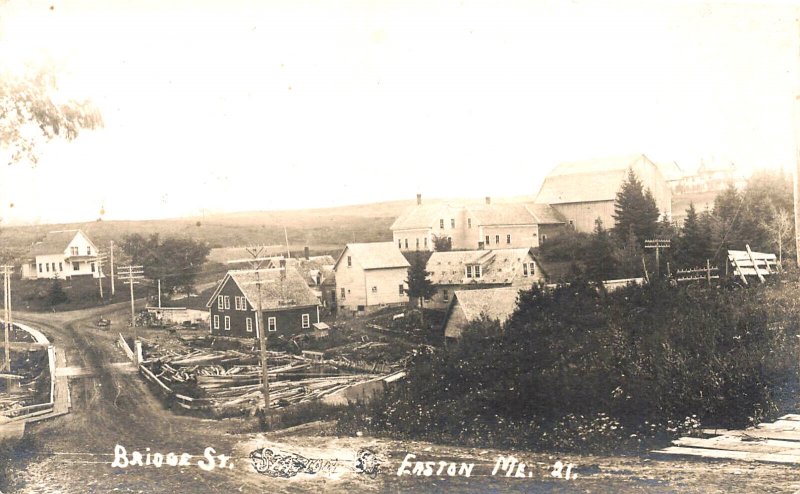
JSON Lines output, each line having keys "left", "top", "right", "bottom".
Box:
{"left": 756, "top": 420, "right": 800, "bottom": 430}
{"left": 674, "top": 436, "right": 800, "bottom": 454}
{"left": 731, "top": 257, "right": 748, "bottom": 285}
{"left": 654, "top": 446, "right": 800, "bottom": 464}
{"left": 704, "top": 428, "right": 800, "bottom": 442}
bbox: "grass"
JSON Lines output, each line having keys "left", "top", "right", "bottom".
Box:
{"left": 7, "top": 275, "right": 128, "bottom": 312}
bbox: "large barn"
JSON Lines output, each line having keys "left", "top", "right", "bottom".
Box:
{"left": 535, "top": 154, "right": 672, "bottom": 234}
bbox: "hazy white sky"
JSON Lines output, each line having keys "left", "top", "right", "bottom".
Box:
{"left": 0, "top": 0, "right": 797, "bottom": 224}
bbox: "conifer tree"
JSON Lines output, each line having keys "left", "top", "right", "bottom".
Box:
{"left": 612, "top": 168, "right": 661, "bottom": 244}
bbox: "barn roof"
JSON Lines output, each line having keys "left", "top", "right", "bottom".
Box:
{"left": 427, "top": 248, "right": 536, "bottom": 285}
{"left": 390, "top": 204, "right": 451, "bottom": 230}
{"left": 29, "top": 230, "right": 90, "bottom": 257}
{"left": 334, "top": 242, "right": 410, "bottom": 271}
{"left": 206, "top": 267, "right": 320, "bottom": 310}
{"left": 525, "top": 203, "right": 565, "bottom": 224}
{"left": 535, "top": 154, "right": 659, "bottom": 204}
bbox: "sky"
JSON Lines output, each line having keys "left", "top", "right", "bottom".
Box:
{"left": 0, "top": 0, "right": 797, "bottom": 224}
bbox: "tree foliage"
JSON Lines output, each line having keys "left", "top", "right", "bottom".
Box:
{"left": 1, "top": 66, "right": 103, "bottom": 165}
{"left": 677, "top": 203, "right": 713, "bottom": 268}
{"left": 612, "top": 168, "right": 660, "bottom": 244}
{"left": 432, "top": 235, "right": 452, "bottom": 252}
{"left": 120, "top": 234, "right": 210, "bottom": 296}
{"left": 46, "top": 278, "right": 68, "bottom": 306}
{"left": 584, "top": 218, "right": 619, "bottom": 282}
{"left": 405, "top": 251, "right": 436, "bottom": 303}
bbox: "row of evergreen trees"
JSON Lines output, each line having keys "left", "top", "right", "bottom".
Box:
{"left": 540, "top": 168, "right": 795, "bottom": 281}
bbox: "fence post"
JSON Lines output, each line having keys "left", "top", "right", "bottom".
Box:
{"left": 135, "top": 340, "right": 143, "bottom": 365}
{"left": 706, "top": 259, "right": 711, "bottom": 287}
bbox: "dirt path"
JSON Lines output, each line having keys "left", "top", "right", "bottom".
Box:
{"left": 2, "top": 306, "right": 800, "bottom": 493}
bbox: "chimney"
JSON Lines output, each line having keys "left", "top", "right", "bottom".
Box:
{"left": 416, "top": 193, "right": 422, "bottom": 205}
{"left": 485, "top": 196, "right": 491, "bottom": 205}
{"left": 304, "top": 246, "right": 310, "bottom": 260}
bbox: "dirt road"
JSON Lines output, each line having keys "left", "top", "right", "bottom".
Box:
{"left": 3, "top": 306, "right": 800, "bottom": 493}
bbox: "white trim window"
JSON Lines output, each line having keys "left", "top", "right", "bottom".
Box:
{"left": 268, "top": 317, "right": 277, "bottom": 332}
{"left": 217, "top": 296, "right": 224, "bottom": 310}
{"left": 302, "top": 314, "right": 310, "bottom": 329}
{"left": 234, "top": 296, "right": 241, "bottom": 310}
{"left": 529, "top": 262, "right": 535, "bottom": 275}
{"left": 213, "top": 315, "right": 220, "bottom": 329}
{"left": 474, "top": 265, "right": 482, "bottom": 278}
{"left": 246, "top": 318, "right": 253, "bottom": 332}
{"left": 224, "top": 316, "right": 231, "bottom": 331}
{"left": 523, "top": 263, "right": 529, "bottom": 276}
{"left": 224, "top": 296, "right": 231, "bottom": 310}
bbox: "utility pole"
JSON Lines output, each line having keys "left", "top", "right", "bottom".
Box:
{"left": 118, "top": 265, "right": 144, "bottom": 357}
{"left": 227, "top": 245, "right": 275, "bottom": 427}
{"left": 157, "top": 279, "right": 162, "bottom": 309}
{"left": 96, "top": 251, "right": 108, "bottom": 300}
{"left": 645, "top": 239, "right": 671, "bottom": 278}
{"left": 1, "top": 265, "right": 12, "bottom": 372}
{"left": 110, "top": 240, "right": 116, "bottom": 296}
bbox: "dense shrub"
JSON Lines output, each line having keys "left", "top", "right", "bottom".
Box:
{"left": 338, "top": 280, "right": 800, "bottom": 453}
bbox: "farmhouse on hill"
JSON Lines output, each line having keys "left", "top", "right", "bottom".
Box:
{"left": 21, "top": 229, "right": 102, "bottom": 280}
{"left": 535, "top": 154, "right": 672, "bottom": 234}
{"left": 333, "top": 242, "right": 410, "bottom": 313}
{"left": 206, "top": 266, "right": 320, "bottom": 339}
{"left": 425, "top": 247, "right": 544, "bottom": 309}
{"left": 443, "top": 287, "right": 521, "bottom": 341}
{"left": 390, "top": 194, "right": 565, "bottom": 252}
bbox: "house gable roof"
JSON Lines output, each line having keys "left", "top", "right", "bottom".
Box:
{"left": 390, "top": 204, "right": 452, "bottom": 231}
{"left": 29, "top": 230, "right": 95, "bottom": 257}
{"left": 333, "top": 242, "right": 410, "bottom": 271}
{"left": 206, "top": 267, "right": 320, "bottom": 310}
{"left": 444, "top": 287, "right": 521, "bottom": 338}
{"left": 427, "top": 248, "right": 537, "bottom": 285}
{"left": 535, "top": 154, "right": 662, "bottom": 205}
{"left": 466, "top": 203, "right": 537, "bottom": 227}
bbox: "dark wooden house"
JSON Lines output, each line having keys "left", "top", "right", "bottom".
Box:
{"left": 205, "top": 266, "right": 320, "bottom": 339}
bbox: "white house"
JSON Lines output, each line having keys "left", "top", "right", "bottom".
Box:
{"left": 425, "top": 248, "right": 544, "bottom": 309}
{"left": 21, "top": 230, "right": 102, "bottom": 280}
{"left": 391, "top": 195, "right": 565, "bottom": 252}
{"left": 333, "top": 242, "right": 410, "bottom": 313}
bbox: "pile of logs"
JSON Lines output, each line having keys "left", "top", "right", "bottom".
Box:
{"left": 141, "top": 344, "right": 384, "bottom": 413}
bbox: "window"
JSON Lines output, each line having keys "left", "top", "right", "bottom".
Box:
{"left": 268, "top": 317, "right": 277, "bottom": 332}
{"left": 485, "top": 235, "right": 490, "bottom": 245}
{"left": 371, "top": 286, "right": 378, "bottom": 293}
{"left": 45, "top": 263, "right": 50, "bottom": 272}
{"left": 439, "top": 219, "right": 444, "bottom": 229}
{"left": 443, "top": 289, "right": 449, "bottom": 301}
{"left": 50, "top": 262, "right": 55, "bottom": 272}
{"left": 529, "top": 262, "right": 535, "bottom": 275}
{"left": 213, "top": 315, "right": 220, "bottom": 329}
{"left": 475, "top": 265, "right": 482, "bottom": 278}
{"left": 59, "top": 263, "right": 63, "bottom": 271}
{"left": 91, "top": 263, "right": 95, "bottom": 273}
{"left": 398, "top": 239, "right": 402, "bottom": 249}
{"left": 541, "top": 234, "right": 547, "bottom": 243}
{"left": 568, "top": 219, "right": 575, "bottom": 228}
{"left": 224, "top": 316, "right": 230, "bottom": 331}
{"left": 234, "top": 296, "right": 241, "bottom": 310}
{"left": 73, "top": 262, "right": 80, "bottom": 271}
{"left": 38, "top": 264, "right": 42, "bottom": 273}
{"left": 398, "top": 284, "right": 405, "bottom": 295}
{"left": 404, "top": 239, "right": 408, "bottom": 249}
{"left": 424, "top": 237, "right": 428, "bottom": 248}
{"left": 523, "top": 263, "right": 529, "bottom": 276}
{"left": 347, "top": 256, "right": 352, "bottom": 267}
{"left": 224, "top": 296, "right": 230, "bottom": 310}
{"left": 415, "top": 238, "right": 419, "bottom": 249}
{"left": 246, "top": 318, "right": 253, "bottom": 332}
{"left": 466, "top": 265, "right": 473, "bottom": 278}
{"left": 302, "top": 314, "right": 310, "bottom": 329}
{"left": 87, "top": 246, "right": 92, "bottom": 255}
{"left": 468, "top": 218, "right": 472, "bottom": 228}
{"left": 495, "top": 235, "right": 500, "bottom": 244}
{"left": 506, "top": 234, "right": 511, "bottom": 244}
{"left": 217, "top": 296, "right": 224, "bottom": 310}
{"left": 340, "top": 288, "right": 346, "bottom": 300}
{"left": 70, "top": 247, "right": 79, "bottom": 256}
{"left": 450, "top": 219, "right": 455, "bottom": 228}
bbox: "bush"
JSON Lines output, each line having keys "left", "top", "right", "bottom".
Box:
{"left": 339, "top": 280, "right": 800, "bottom": 453}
